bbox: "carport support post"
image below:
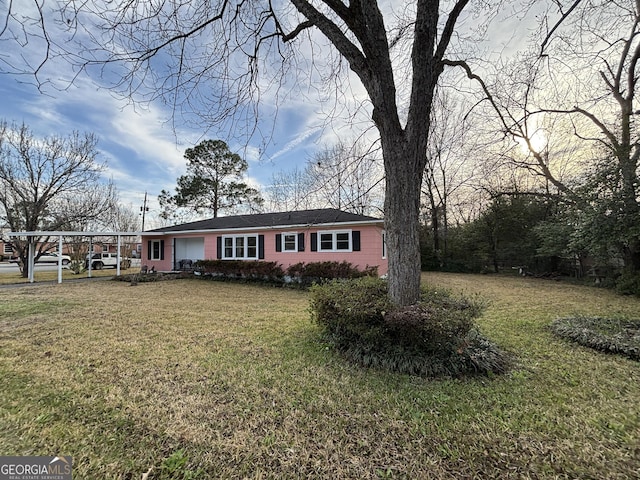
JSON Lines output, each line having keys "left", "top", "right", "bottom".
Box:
{"left": 88, "top": 237, "right": 93, "bottom": 278}
{"left": 116, "top": 235, "right": 121, "bottom": 276}
{"left": 57, "top": 235, "right": 63, "bottom": 284}
{"left": 28, "top": 239, "right": 34, "bottom": 283}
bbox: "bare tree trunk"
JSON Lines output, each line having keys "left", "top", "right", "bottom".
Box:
{"left": 383, "top": 141, "right": 425, "bottom": 306}
{"left": 431, "top": 204, "right": 440, "bottom": 254}
{"left": 423, "top": 171, "right": 440, "bottom": 256}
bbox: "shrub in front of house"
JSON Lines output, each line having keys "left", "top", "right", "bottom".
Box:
{"left": 310, "top": 277, "right": 511, "bottom": 377}
{"left": 182, "top": 260, "right": 378, "bottom": 286}
{"left": 286, "top": 261, "right": 378, "bottom": 286}
{"left": 195, "top": 260, "right": 284, "bottom": 281}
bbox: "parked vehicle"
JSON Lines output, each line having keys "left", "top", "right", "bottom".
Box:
{"left": 85, "top": 252, "right": 131, "bottom": 270}
{"left": 9, "top": 252, "right": 71, "bottom": 265}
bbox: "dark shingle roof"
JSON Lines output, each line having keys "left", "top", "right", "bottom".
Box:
{"left": 146, "top": 208, "right": 383, "bottom": 233}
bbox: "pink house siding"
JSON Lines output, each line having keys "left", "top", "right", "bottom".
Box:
{"left": 266, "top": 225, "right": 386, "bottom": 275}
{"left": 141, "top": 209, "right": 388, "bottom": 276}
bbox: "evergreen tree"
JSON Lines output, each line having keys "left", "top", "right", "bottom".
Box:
{"left": 160, "top": 140, "right": 263, "bottom": 220}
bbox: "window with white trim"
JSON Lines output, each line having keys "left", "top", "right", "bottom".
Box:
{"left": 319, "top": 230, "right": 352, "bottom": 252}
{"left": 223, "top": 235, "right": 259, "bottom": 259}
{"left": 283, "top": 233, "right": 298, "bottom": 252}
{"left": 3, "top": 243, "right": 13, "bottom": 255}
{"left": 275, "top": 232, "right": 304, "bottom": 253}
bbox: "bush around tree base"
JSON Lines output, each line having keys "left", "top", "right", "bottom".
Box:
{"left": 310, "top": 277, "right": 512, "bottom": 378}
{"left": 550, "top": 316, "right": 640, "bottom": 361}
{"left": 325, "top": 327, "right": 511, "bottom": 378}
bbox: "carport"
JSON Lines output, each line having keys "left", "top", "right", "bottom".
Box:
{"left": 7, "top": 231, "right": 140, "bottom": 284}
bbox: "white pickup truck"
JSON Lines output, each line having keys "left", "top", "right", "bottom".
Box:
{"left": 9, "top": 252, "right": 72, "bottom": 265}
{"left": 85, "top": 252, "right": 132, "bottom": 270}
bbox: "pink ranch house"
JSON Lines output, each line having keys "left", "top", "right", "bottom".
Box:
{"left": 140, "top": 208, "right": 388, "bottom": 276}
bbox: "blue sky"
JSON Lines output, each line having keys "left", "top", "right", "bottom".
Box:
{"left": 0, "top": 70, "right": 335, "bottom": 224}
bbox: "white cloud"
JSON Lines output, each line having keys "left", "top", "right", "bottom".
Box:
{"left": 268, "top": 124, "right": 322, "bottom": 162}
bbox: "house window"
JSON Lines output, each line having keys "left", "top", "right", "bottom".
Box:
{"left": 224, "top": 237, "right": 233, "bottom": 258}
{"left": 336, "top": 232, "right": 350, "bottom": 250}
{"left": 247, "top": 236, "right": 258, "bottom": 258}
{"left": 150, "top": 240, "right": 163, "bottom": 260}
{"left": 275, "top": 233, "right": 304, "bottom": 253}
{"left": 283, "top": 233, "right": 297, "bottom": 252}
{"left": 320, "top": 233, "right": 333, "bottom": 251}
{"left": 235, "top": 236, "right": 245, "bottom": 258}
{"left": 311, "top": 230, "right": 360, "bottom": 252}
{"left": 319, "top": 231, "right": 352, "bottom": 252}
{"left": 3, "top": 243, "right": 13, "bottom": 255}
{"left": 223, "top": 235, "right": 259, "bottom": 259}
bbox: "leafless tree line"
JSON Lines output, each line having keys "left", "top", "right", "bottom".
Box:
{"left": 265, "top": 139, "right": 384, "bottom": 216}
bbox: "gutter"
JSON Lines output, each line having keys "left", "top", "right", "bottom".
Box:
{"left": 142, "top": 220, "right": 384, "bottom": 236}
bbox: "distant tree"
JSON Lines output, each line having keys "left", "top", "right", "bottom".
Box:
{"left": 265, "top": 166, "right": 315, "bottom": 213}
{"left": 539, "top": 152, "right": 640, "bottom": 279}
{"left": 422, "top": 89, "right": 480, "bottom": 266}
{"left": 481, "top": 1, "right": 640, "bottom": 274}
{"left": 306, "top": 142, "right": 383, "bottom": 216}
{"left": 266, "top": 140, "right": 384, "bottom": 215}
{"left": 159, "top": 140, "right": 263, "bottom": 220}
{"left": 534, "top": 207, "right": 589, "bottom": 278}
{"left": 460, "top": 195, "right": 551, "bottom": 273}
{"left": 59, "top": 200, "right": 142, "bottom": 272}
{"left": 107, "top": 203, "right": 141, "bottom": 259}
{"left": 0, "top": 120, "right": 115, "bottom": 277}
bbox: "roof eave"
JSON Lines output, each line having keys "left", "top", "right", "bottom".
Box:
{"left": 142, "top": 219, "right": 384, "bottom": 236}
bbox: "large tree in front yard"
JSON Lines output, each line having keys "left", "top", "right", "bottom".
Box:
{"left": 1, "top": 0, "right": 544, "bottom": 305}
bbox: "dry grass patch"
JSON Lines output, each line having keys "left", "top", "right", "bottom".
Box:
{"left": 0, "top": 267, "right": 136, "bottom": 285}
{"left": 0, "top": 275, "right": 639, "bottom": 479}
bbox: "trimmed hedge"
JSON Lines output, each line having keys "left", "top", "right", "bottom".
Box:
{"left": 194, "top": 260, "right": 377, "bottom": 286}
{"left": 286, "top": 261, "right": 378, "bottom": 286}
{"left": 310, "top": 277, "right": 511, "bottom": 377}
{"left": 550, "top": 316, "right": 640, "bottom": 361}
{"left": 196, "top": 260, "right": 284, "bottom": 280}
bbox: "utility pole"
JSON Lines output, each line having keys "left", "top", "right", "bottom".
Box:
{"left": 140, "top": 191, "right": 149, "bottom": 231}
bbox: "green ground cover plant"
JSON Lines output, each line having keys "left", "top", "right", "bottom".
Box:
{"left": 551, "top": 316, "right": 640, "bottom": 361}
{"left": 0, "top": 273, "right": 639, "bottom": 478}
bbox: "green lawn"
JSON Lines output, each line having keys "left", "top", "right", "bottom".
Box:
{"left": 0, "top": 273, "right": 638, "bottom": 479}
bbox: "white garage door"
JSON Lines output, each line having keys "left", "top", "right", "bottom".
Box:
{"left": 174, "top": 237, "right": 205, "bottom": 261}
